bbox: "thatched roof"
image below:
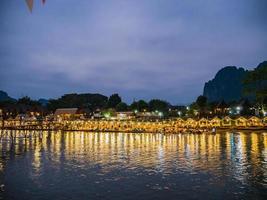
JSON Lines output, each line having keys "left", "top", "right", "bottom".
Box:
{"left": 54, "top": 108, "right": 78, "bottom": 115}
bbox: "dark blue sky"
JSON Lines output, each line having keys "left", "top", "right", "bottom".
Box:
{"left": 0, "top": 0, "right": 267, "bottom": 104}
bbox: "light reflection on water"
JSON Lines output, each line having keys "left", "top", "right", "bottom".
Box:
{"left": 0, "top": 131, "right": 267, "bottom": 200}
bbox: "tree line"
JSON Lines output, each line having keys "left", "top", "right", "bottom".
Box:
{"left": 0, "top": 61, "right": 266, "bottom": 118}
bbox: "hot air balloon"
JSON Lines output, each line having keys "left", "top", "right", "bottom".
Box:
{"left": 25, "top": 0, "right": 46, "bottom": 12}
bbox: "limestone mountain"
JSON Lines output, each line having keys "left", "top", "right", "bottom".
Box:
{"left": 0, "top": 90, "right": 15, "bottom": 102}
{"left": 203, "top": 66, "right": 247, "bottom": 102}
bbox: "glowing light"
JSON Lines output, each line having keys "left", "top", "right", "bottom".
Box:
{"left": 104, "top": 113, "right": 110, "bottom": 118}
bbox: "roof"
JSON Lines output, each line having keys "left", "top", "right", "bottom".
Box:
{"left": 117, "top": 111, "right": 134, "bottom": 115}
{"left": 211, "top": 117, "right": 221, "bottom": 121}
{"left": 199, "top": 118, "right": 208, "bottom": 121}
{"left": 54, "top": 108, "right": 79, "bottom": 115}
{"left": 248, "top": 116, "right": 261, "bottom": 121}
{"left": 223, "top": 116, "right": 232, "bottom": 120}
{"left": 236, "top": 116, "right": 247, "bottom": 121}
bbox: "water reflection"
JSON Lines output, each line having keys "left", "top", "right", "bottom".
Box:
{"left": 0, "top": 131, "right": 267, "bottom": 200}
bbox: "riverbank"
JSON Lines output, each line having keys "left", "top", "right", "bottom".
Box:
{"left": 1, "top": 126, "right": 266, "bottom": 135}
{"left": 1, "top": 117, "right": 267, "bottom": 134}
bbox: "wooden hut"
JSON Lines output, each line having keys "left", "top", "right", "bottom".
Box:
{"left": 54, "top": 108, "right": 81, "bottom": 120}
{"left": 235, "top": 117, "right": 247, "bottom": 127}
{"left": 186, "top": 118, "right": 197, "bottom": 128}
{"left": 176, "top": 118, "right": 185, "bottom": 127}
{"left": 263, "top": 117, "right": 267, "bottom": 127}
{"left": 221, "top": 116, "right": 233, "bottom": 127}
{"left": 247, "top": 116, "right": 263, "bottom": 127}
{"left": 116, "top": 111, "right": 135, "bottom": 120}
{"left": 210, "top": 117, "right": 221, "bottom": 127}
{"left": 198, "top": 118, "right": 209, "bottom": 128}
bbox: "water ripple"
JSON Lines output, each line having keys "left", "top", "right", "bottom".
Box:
{"left": 0, "top": 131, "right": 267, "bottom": 200}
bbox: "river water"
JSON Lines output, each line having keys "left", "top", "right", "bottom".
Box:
{"left": 0, "top": 131, "right": 267, "bottom": 200}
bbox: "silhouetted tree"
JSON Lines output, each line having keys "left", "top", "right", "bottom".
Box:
{"left": 107, "top": 94, "right": 122, "bottom": 108}
{"left": 138, "top": 100, "right": 148, "bottom": 111}
{"left": 243, "top": 61, "right": 267, "bottom": 111}
{"left": 148, "top": 99, "right": 169, "bottom": 113}
{"left": 130, "top": 100, "right": 148, "bottom": 111}
{"left": 196, "top": 95, "right": 207, "bottom": 108}
{"left": 47, "top": 93, "right": 108, "bottom": 111}
{"left": 116, "top": 102, "right": 128, "bottom": 111}
{"left": 240, "top": 99, "right": 253, "bottom": 116}
{"left": 195, "top": 95, "right": 207, "bottom": 117}
{"left": 18, "top": 96, "right": 33, "bottom": 105}
{"left": 130, "top": 101, "right": 138, "bottom": 111}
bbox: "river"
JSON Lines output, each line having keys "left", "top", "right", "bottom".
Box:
{"left": 0, "top": 131, "right": 267, "bottom": 200}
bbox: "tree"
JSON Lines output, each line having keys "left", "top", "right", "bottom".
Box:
{"left": 46, "top": 93, "right": 108, "bottom": 111}
{"left": 17, "top": 96, "right": 31, "bottom": 105}
{"left": 130, "top": 100, "right": 148, "bottom": 111}
{"left": 187, "top": 102, "right": 199, "bottom": 117}
{"left": 85, "top": 94, "right": 108, "bottom": 110}
{"left": 107, "top": 93, "right": 122, "bottom": 108}
{"left": 240, "top": 99, "right": 253, "bottom": 116}
{"left": 195, "top": 95, "right": 207, "bottom": 117}
{"left": 130, "top": 101, "right": 138, "bottom": 111}
{"left": 17, "top": 96, "right": 40, "bottom": 106}
{"left": 116, "top": 102, "right": 128, "bottom": 111}
{"left": 196, "top": 95, "right": 207, "bottom": 108}
{"left": 243, "top": 61, "right": 267, "bottom": 112}
{"left": 138, "top": 100, "right": 148, "bottom": 111}
{"left": 148, "top": 99, "right": 169, "bottom": 113}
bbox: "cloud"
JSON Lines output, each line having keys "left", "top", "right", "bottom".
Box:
{"left": 0, "top": 0, "right": 267, "bottom": 103}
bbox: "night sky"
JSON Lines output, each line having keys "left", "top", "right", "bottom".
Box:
{"left": 0, "top": 0, "right": 267, "bottom": 104}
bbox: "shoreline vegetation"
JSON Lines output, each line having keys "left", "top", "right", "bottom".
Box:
{"left": 0, "top": 61, "right": 266, "bottom": 127}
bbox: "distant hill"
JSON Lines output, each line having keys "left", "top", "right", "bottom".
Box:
{"left": 203, "top": 66, "right": 248, "bottom": 102}
{"left": 256, "top": 61, "right": 267, "bottom": 70}
{"left": 0, "top": 90, "right": 15, "bottom": 102}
